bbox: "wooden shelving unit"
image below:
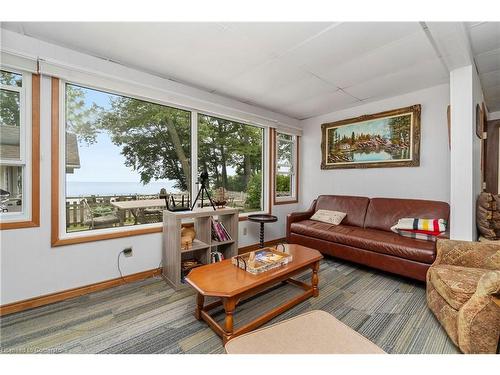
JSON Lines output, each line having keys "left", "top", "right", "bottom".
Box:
{"left": 162, "top": 207, "right": 239, "bottom": 290}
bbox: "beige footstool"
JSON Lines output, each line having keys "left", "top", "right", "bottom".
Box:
{"left": 225, "top": 310, "right": 385, "bottom": 354}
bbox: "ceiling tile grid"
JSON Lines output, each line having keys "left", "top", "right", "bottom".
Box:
{"left": 2, "top": 21, "right": 456, "bottom": 118}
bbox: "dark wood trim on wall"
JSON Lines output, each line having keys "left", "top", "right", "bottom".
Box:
{"left": 0, "top": 74, "right": 41, "bottom": 230}
{"left": 51, "top": 77, "right": 60, "bottom": 245}
{"left": 0, "top": 238, "right": 286, "bottom": 316}
{"left": 485, "top": 119, "right": 500, "bottom": 194}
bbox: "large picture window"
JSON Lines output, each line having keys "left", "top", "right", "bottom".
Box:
{"left": 54, "top": 79, "right": 271, "bottom": 244}
{"left": 0, "top": 69, "right": 39, "bottom": 228}
{"left": 63, "top": 83, "right": 191, "bottom": 233}
{"left": 198, "top": 114, "right": 265, "bottom": 214}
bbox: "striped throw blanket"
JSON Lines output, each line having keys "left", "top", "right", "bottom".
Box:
{"left": 391, "top": 218, "right": 447, "bottom": 242}
{"left": 392, "top": 218, "right": 447, "bottom": 232}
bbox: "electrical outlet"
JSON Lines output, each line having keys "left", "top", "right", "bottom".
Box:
{"left": 123, "top": 247, "right": 133, "bottom": 257}
{"left": 243, "top": 227, "right": 248, "bottom": 236}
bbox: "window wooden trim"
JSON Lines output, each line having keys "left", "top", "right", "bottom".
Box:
{"left": 0, "top": 74, "right": 40, "bottom": 230}
{"left": 272, "top": 129, "right": 299, "bottom": 205}
{"left": 50, "top": 78, "right": 169, "bottom": 246}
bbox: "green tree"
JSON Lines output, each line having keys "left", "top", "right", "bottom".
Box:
{"left": 0, "top": 71, "right": 21, "bottom": 127}
{"left": 66, "top": 85, "right": 100, "bottom": 145}
{"left": 98, "top": 96, "right": 192, "bottom": 190}
{"left": 198, "top": 114, "right": 262, "bottom": 193}
{"left": 246, "top": 172, "right": 262, "bottom": 210}
{"left": 276, "top": 174, "right": 291, "bottom": 195}
{"left": 389, "top": 115, "right": 411, "bottom": 145}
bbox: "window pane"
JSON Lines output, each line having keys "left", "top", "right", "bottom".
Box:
{"left": 0, "top": 165, "right": 23, "bottom": 213}
{"left": 65, "top": 84, "right": 191, "bottom": 233}
{"left": 276, "top": 133, "right": 294, "bottom": 198}
{"left": 277, "top": 136, "right": 293, "bottom": 173}
{"left": 198, "top": 114, "right": 264, "bottom": 213}
{"left": 0, "top": 70, "right": 22, "bottom": 87}
{"left": 0, "top": 89, "right": 21, "bottom": 160}
{"left": 276, "top": 173, "right": 292, "bottom": 197}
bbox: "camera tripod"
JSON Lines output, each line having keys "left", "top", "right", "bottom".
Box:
{"left": 191, "top": 172, "right": 216, "bottom": 211}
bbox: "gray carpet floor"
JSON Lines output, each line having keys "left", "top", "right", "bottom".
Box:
{"left": 0, "top": 257, "right": 460, "bottom": 354}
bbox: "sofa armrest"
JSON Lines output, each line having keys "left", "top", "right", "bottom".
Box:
{"left": 434, "top": 239, "right": 500, "bottom": 270}
{"left": 476, "top": 270, "right": 500, "bottom": 297}
{"left": 457, "top": 271, "right": 500, "bottom": 353}
{"left": 286, "top": 199, "right": 317, "bottom": 241}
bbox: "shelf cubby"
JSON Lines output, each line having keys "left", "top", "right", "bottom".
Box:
{"left": 162, "top": 207, "right": 239, "bottom": 290}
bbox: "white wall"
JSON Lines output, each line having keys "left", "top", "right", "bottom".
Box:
{"left": 0, "top": 78, "right": 298, "bottom": 306}
{"left": 298, "top": 84, "right": 451, "bottom": 209}
{"left": 448, "top": 65, "right": 484, "bottom": 240}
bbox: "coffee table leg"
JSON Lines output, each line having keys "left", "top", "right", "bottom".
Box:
{"left": 312, "top": 261, "right": 319, "bottom": 297}
{"left": 195, "top": 293, "right": 204, "bottom": 320}
{"left": 223, "top": 297, "right": 236, "bottom": 344}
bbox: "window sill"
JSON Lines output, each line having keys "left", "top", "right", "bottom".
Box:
{"left": 0, "top": 219, "right": 39, "bottom": 230}
{"left": 273, "top": 198, "right": 298, "bottom": 205}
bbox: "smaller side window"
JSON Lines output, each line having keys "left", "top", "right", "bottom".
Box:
{"left": 274, "top": 131, "right": 298, "bottom": 204}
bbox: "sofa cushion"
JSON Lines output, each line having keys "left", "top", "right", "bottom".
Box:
{"left": 314, "top": 195, "right": 369, "bottom": 228}
{"left": 290, "top": 220, "right": 436, "bottom": 263}
{"left": 428, "top": 265, "right": 487, "bottom": 310}
{"left": 364, "top": 198, "right": 450, "bottom": 233}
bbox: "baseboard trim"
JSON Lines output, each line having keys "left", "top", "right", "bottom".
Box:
{"left": 0, "top": 238, "right": 287, "bottom": 317}
{"left": 0, "top": 268, "right": 162, "bottom": 317}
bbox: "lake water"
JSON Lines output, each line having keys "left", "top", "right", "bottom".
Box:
{"left": 350, "top": 149, "right": 408, "bottom": 162}
{"left": 66, "top": 180, "right": 179, "bottom": 197}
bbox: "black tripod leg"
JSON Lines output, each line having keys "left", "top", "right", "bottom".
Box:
{"left": 191, "top": 187, "right": 203, "bottom": 210}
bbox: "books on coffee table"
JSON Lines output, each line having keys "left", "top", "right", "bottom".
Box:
{"left": 232, "top": 247, "right": 293, "bottom": 275}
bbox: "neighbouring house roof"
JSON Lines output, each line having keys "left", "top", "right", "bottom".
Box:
{"left": 65, "top": 132, "right": 80, "bottom": 173}
{"left": 0, "top": 125, "right": 81, "bottom": 172}
{"left": 0, "top": 125, "right": 20, "bottom": 159}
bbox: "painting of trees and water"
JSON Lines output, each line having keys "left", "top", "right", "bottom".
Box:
{"left": 321, "top": 105, "right": 421, "bottom": 169}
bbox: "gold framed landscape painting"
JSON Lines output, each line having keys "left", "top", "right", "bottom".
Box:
{"left": 321, "top": 104, "right": 421, "bottom": 169}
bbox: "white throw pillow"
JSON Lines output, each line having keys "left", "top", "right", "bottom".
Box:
{"left": 310, "top": 209, "right": 346, "bottom": 225}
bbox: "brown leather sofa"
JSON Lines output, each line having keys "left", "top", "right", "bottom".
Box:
{"left": 287, "top": 195, "right": 450, "bottom": 281}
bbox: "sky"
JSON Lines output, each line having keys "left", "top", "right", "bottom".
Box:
{"left": 332, "top": 118, "right": 392, "bottom": 139}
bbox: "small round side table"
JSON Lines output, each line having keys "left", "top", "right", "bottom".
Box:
{"left": 247, "top": 214, "right": 278, "bottom": 249}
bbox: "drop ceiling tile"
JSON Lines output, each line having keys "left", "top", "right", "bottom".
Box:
{"left": 283, "top": 22, "right": 422, "bottom": 74}
{"left": 17, "top": 22, "right": 274, "bottom": 92}
{"left": 486, "top": 94, "right": 500, "bottom": 112}
{"left": 469, "top": 22, "right": 500, "bottom": 55}
{"left": 314, "top": 31, "right": 437, "bottom": 88}
{"left": 222, "top": 22, "right": 334, "bottom": 56}
{"left": 483, "top": 84, "right": 500, "bottom": 98}
{"left": 217, "top": 58, "right": 312, "bottom": 101}
{"left": 343, "top": 58, "right": 448, "bottom": 101}
{"left": 281, "top": 90, "right": 360, "bottom": 119}
{"left": 475, "top": 49, "right": 500, "bottom": 74}
{"left": 480, "top": 70, "right": 500, "bottom": 89}
{"left": 256, "top": 75, "right": 338, "bottom": 108}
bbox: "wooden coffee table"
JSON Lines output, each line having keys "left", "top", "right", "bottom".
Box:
{"left": 185, "top": 244, "right": 323, "bottom": 344}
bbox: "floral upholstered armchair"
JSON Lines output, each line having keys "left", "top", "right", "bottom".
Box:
{"left": 427, "top": 239, "right": 500, "bottom": 353}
